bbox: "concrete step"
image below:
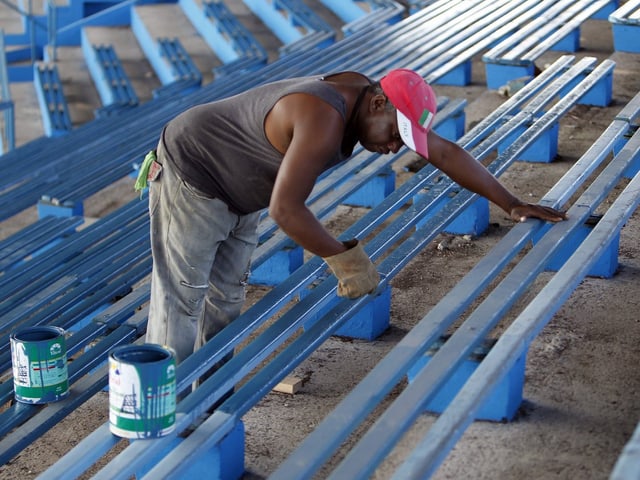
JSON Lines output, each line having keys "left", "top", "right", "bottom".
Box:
{"left": 0, "top": 3, "right": 26, "bottom": 36}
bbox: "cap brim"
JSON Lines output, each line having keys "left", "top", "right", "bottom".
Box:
{"left": 397, "top": 110, "right": 429, "bottom": 158}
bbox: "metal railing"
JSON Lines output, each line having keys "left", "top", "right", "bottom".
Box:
{"left": 0, "top": 30, "right": 15, "bottom": 153}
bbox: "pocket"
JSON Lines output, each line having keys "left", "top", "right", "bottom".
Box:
{"left": 149, "top": 175, "right": 163, "bottom": 217}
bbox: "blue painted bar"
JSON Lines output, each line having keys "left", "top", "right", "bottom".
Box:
{"left": 32, "top": 63, "right": 72, "bottom": 137}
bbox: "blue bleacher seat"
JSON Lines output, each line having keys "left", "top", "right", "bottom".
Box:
{"left": 482, "top": 0, "right": 618, "bottom": 90}
{"left": 81, "top": 29, "right": 139, "bottom": 118}
{"left": 32, "top": 62, "right": 73, "bottom": 137}
{"left": 32, "top": 55, "right": 624, "bottom": 479}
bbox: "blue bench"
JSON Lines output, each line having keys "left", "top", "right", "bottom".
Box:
{"left": 316, "top": 0, "right": 603, "bottom": 88}
{"left": 32, "top": 62, "right": 73, "bottom": 137}
{"left": 610, "top": 0, "right": 640, "bottom": 53}
{"left": 81, "top": 30, "right": 139, "bottom": 118}
{"left": 35, "top": 55, "right": 616, "bottom": 479}
{"left": 270, "top": 85, "right": 640, "bottom": 480}
{"left": 482, "top": 0, "right": 618, "bottom": 90}
{"left": 0, "top": 201, "right": 151, "bottom": 337}
{"left": 152, "top": 38, "right": 202, "bottom": 97}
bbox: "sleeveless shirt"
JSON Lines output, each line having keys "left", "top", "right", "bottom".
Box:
{"left": 160, "top": 75, "right": 360, "bottom": 215}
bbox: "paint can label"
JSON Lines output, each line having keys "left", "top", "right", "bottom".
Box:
{"left": 108, "top": 344, "right": 176, "bottom": 439}
{"left": 10, "top": 326, "right": 69, "bottom": 404}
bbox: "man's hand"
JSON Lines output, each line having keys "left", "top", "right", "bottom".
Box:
{"left": 323, "top": 239, "right": 380, "bottom": 299}
{"left": 509, "top": 203, "right": 568, "bottom": 223}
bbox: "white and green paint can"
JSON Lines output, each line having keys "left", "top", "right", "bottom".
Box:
{"left": 108, "top": 344, "right": 176, "bottom": 439}
{"left": 10, "top": 326, "right": 69, "bottom": 404}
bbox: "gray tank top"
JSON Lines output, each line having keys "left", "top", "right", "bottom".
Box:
{"left": 160, "top": 75, "right": 355, "bottom": 214}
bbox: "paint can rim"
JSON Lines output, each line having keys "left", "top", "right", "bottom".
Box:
{"left": 110, "top": 343, "right": 174, "bottom": 364}
{"left": 11, "top": 325, "right": 66, "bottom": 342}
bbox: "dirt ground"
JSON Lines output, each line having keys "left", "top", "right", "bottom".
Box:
{"left": 0, "top": 10, "right": 639, "bottom": 480}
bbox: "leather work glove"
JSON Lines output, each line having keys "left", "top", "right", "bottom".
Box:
{"left": 323, "top": 239, "right": 380, "bottom": 299}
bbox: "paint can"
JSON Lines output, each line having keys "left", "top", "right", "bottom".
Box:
{"left": 10, "top": 326, "right": 69, "bottom": 404}
{"left": 108, "top": 344, "right": 176, "bottom": 439}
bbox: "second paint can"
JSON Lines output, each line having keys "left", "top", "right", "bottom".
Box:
{"left": 108, "top": 344, "right": 177, "bottom": 439}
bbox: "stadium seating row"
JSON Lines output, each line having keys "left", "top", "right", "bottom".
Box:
{"left": 35, "top": 54, "right": 629, "bottom": 479}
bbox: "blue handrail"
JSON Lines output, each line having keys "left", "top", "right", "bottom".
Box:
{"left": 0, "top": 29, "right": 15, "bottom": 153}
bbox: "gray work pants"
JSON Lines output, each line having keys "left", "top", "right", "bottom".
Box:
{"left": 145, "top": 145, "right": 260, "bottom": 364}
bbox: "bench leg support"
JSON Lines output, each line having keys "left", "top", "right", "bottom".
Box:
{"left": 432, "top": 60, "right": 472, "bottom": 87}
{"left": 334, "top": 285, "right": 392, "bottom": 341}
{"left": 499, "top": 122, "right": 559, "bottom": 163}
{"left": 550, "top": 28, "right": 580, "bottom": 52}
{"left": 135, "top": 421, "right": 245, "bottom": 479}
{"left": 413, "top": 191, "right": 489, "bottom": 236}
{"left": 433, "top": 111, "right": 466, "bottom": 142}
{"left": 484, "top": 62, "right": 535, "bottom": 91}
{"left": 445, "top": 197, "right": 490, "bottom": 236}
{"left": 249, "top": 246, "right": 304, "bottom": 286}
{"left": 344, "top": 167, "right": 396, "bottom": 208}
{"left": 37, "top": 197, "right": 84, "bottom": 218}
{"left": 561, "top": 71, "right": 613, "bottom": 107}
{"left": 540, "top": 218, "right": 620, "bottom": 278}
{"left": 612, "top": 25, "right": 640, "bottom": 53}
{"left": 407, "top": 337, "right": 526, "bottom": 422}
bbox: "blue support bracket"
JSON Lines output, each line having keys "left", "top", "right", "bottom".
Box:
{"left": 334, "top": 285, "right": 392, "bottom": 341}
{"left": 609, "top": 0, "right": 640, "bottom": 52}
{"left": 484, "top": 61, "right": 536, "bottom": 91}
{"left": 445, "top": 197, "right": 490, "bottom": 236}
{"left": 537, "top": 214, "right": 621, "bottom": 278}
{"left": 549, "top": 28, "right": 581, "bottom": 52}
{"left": 432, "top": 60, "right": 472, "bottom": 87}
{"left": 249, "top": 246, "right": 304, "bottom": 286}
{"left": 559, "top": 69, "right": 614, "bottom": 107}
{"left": 134, "top": 420, "right": 244, "bottom": 479}
{"left": 37, "top": 195, "right": 84, "bottom": 218}
{"left": 498, "top": 120, "right": 559, "bottom": 163}
{"left": 413, "top": 190, "right": 489, "bottom": 237}
{"left": 612, "top": 23, "right": 640, "bottom": 53}
{"left": 407, "top": 336, "right": 526, "bottom": 422}
{"left": 344, "top": 166, "right": 396, "bottom": 208}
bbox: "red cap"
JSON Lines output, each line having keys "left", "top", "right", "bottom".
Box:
{"left": 380, "top": 69, "right": 437, "bottom": 158}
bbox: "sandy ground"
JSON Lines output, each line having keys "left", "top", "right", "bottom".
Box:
{"left": 0, "top": 5, "right": 639, "bottom": 480}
